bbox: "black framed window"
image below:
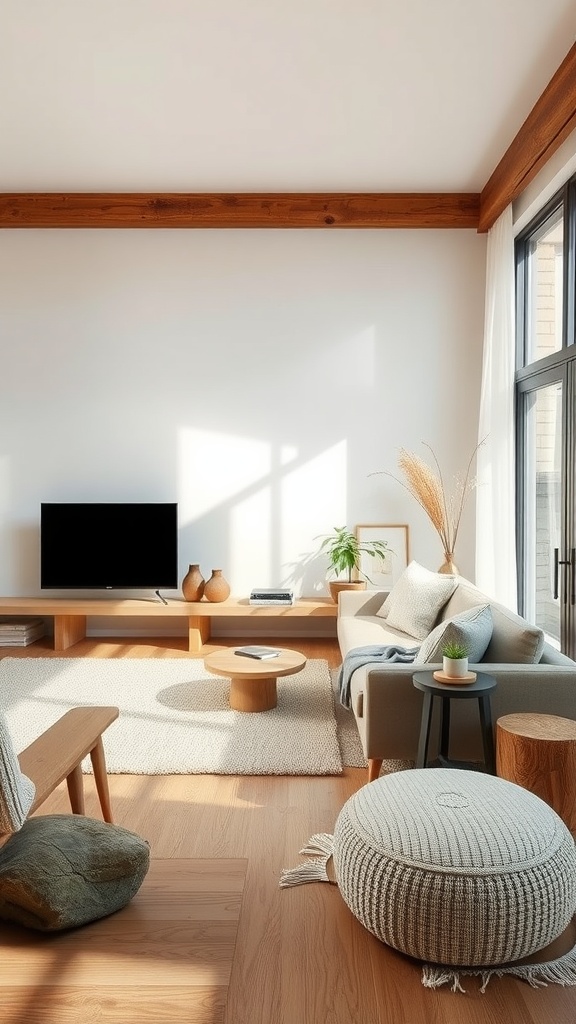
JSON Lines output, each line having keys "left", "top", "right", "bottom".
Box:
{"left": 515, "top": 174, "right": 576, "bottom": 656}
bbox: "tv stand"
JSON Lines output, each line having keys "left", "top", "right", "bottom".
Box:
{"left": 0, "top": 597, "right": 337, "bottom": 653}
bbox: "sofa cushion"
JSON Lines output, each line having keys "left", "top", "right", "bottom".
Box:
{"left": 379, "top": 561, "right": 458, "bottom": 642}
{"left": 414, "top": 603, "right": 493, "bottom": 664}
{"left": 440, "top": 579, "right": 545, "bottom": 664}
{"left": 484, "top": 610, "right": 545, "bottom": 664}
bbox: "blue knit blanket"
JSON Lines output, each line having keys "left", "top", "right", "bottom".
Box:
{"left": 338, "top": 644, "right": 420, "bottom": 709}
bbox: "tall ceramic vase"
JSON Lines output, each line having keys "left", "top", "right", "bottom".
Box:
{"left": 181, "top": 563, "right": 205, "bottom": 602}
{"left": 204, "top": 569, "right": 230, "bottom": 603}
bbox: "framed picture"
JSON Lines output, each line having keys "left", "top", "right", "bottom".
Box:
{"left": 354, "top": 524, "right": 409, "bottom": 590}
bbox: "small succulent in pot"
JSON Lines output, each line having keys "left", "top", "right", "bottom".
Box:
{"left": 442, "top": 640, "right": 469, "bottom": 678}
{"left": 442, "top": 641, "right": 469, "bottom": 661}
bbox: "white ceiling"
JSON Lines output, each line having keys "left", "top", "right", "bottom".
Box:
{"left": 2, "top": 0, "right": 575, "bottom": 193}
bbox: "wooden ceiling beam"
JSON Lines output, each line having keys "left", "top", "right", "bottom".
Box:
{"left": 7, "top": 41, "right": 576, "bottom": 235}
{"left": 479, "top": 42, "right": 576, "bottom": 234}
{"left": 0, "top": 192, "right": 480, "bottom": 229}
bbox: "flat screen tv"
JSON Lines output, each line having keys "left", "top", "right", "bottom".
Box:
{"left": 40, "top": 502, "right": 178, "bottom": 590}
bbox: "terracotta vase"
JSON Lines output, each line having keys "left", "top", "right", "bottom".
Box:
{"left": 181, "top": 563, "right": 205, "bottom": 602}
{"left": 204, "top": 569, "right": 231, "bottom": 603}
{"left": 438, "top": 554, "right": 459, "bottom": 575}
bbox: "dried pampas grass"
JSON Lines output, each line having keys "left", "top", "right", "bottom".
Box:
{"left": 376, "top": 440, "right": 484, "bottom": 564}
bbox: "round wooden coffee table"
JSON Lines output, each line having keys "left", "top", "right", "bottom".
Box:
{"left": 203, "top": 647, "right": 307, "bottom": 712}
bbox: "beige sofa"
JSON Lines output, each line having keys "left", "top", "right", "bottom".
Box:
{"left": 337, "top": 575, "right": 576, "bottom": 781}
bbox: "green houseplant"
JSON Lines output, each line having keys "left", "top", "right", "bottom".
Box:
{"left": 315, "top": 526, "right": 389, "bottom": 603}
{"left": 442, "top": 640, "right": 469, "bottom": 679}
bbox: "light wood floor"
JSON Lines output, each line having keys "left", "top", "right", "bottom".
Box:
{"left": 2, "top": 635, "right": 576, "bottom": 1024}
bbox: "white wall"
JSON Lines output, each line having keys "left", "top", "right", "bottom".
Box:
{"left": 0, "top": 228, "right": 486, "bottom": 631}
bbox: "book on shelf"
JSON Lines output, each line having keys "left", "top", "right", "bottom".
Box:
{"left": 249, "top": 588, "right": 294, "bottom": 606}
{"left": 0, "top": 632, "right": 45, "bottom": 647}
{"left": 0, "top": 618, "right": 46, "bottom": 646}
{"left": 234, "top": 646, "right": 282, "bottom": 660}
{"left": 0, "top": 617, "right": 44, "bottom": 631}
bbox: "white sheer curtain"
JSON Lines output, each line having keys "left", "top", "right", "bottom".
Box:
{"left": 475, "top": 205, "right": 518, "bottom": 609}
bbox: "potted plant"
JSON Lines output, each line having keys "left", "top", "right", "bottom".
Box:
{"left": 315, "top": 526, "right": 389, "bottom": 603}
{"left": 442, "top": 641, "right": 469, "bottom": 679}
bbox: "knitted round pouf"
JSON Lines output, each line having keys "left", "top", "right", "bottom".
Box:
{"left": 333, "top": 768, "right": 576, "bottom": 968}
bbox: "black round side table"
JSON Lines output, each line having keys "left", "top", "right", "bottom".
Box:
{"left": 412, "top": 670, "right": 497, "bottom": 774}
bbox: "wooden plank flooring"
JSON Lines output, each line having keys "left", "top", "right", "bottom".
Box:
{"left": 0, "top": 859, "right": 246, "bottom": 1024}
{"left": 1, "top": 635, "right": 575, "bottom": 1024}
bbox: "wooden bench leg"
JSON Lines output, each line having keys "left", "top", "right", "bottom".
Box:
{"left": 90, "top": 737, "right": 114, "bottom": 824}
{"left": 66, "top": 764, "right": 85, "bottom": 815}
{"left": 368, "top": 758, "right": 383, "bottom": 782}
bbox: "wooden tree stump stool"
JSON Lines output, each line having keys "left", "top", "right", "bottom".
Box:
{"left": 496, "top": 713, "right": 576, "bottom": 834}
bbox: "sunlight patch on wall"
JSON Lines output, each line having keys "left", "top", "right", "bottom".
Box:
{"left": 280, "top": 444, "right": 298, "bottom": 465}
{"left": 230, "top": 489, "right": 271, "bottom": 586}
{"left": 177, "top": 429, "right": 348, "bottom": 595}
{"left": 178, "top": 428, "right": 271, "bottom": 521}
{"left": 281, "top": 441, "right": 347, "bottom": 590}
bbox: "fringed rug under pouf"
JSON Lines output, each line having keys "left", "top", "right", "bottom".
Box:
{"left": 0, "top": 657, "right": 343, "bottom": 776}
{"left": 280, "top": 768, "right": 576, "bottom": 992}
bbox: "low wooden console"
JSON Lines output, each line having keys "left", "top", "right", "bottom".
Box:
{"left": 0, "top": 597, "right": 337, "bottom": 653}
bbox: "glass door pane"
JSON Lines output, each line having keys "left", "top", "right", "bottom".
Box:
{"left": 522, "top": 380, "right": 563, "bottom": 646}
{"left": 525, "top": 208, "right": 564, "bottom": 364}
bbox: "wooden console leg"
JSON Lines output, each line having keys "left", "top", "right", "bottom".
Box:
{"left": 188, "top": 615, "right": 211, "bottom": 653}
{"left": 368, "top": 759, "right": 383, "bottom": 782}
{"left": 54, "top": 614, "right": 87, "bottom": 651}
{"left": 90, "top": 737, "right": 114, "bottom": 823}
{"left": 66, "top": 764, "right": 85, "bottom": 814}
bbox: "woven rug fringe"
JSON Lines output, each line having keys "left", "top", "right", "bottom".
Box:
{"left": 422, "top": 942, "right": 576, "bottom": 993}
{"left": 279, "top": 833, "right": 335, "bottom": 888}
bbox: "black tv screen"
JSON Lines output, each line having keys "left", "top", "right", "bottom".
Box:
{"left": 40, "top": 502, "right": 178, "bottom": 590}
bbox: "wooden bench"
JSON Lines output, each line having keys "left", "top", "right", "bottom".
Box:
{"left": 0, "top": 596, "right": 337, "bottom": 652}
{"left": 17, "top": 706, "right": 119, "bottom": 824}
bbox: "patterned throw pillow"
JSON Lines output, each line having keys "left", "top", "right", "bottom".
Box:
{"left": 0, "top": 712, "right": 35, "bottom": 835}
{"left": 381, "top": 561, "right": 458, "bottom": 641}
{"left": 414, "top": 603, "right": 493, "bottom": 665}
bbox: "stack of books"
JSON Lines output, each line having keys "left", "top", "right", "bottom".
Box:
{"left": 0, "top": 617, "right": 46, "bottom": 647}
{"left": 249, "top": 588, "right": 295, "bottom": 606}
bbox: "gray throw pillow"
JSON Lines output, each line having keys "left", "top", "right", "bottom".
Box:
{"left": 380, "top": 561, "right": 458, "bottom": 641}
{"left": 414, "top": 603, "right": 493, "bottom": 665}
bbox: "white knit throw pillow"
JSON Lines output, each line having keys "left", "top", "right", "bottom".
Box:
{"left": 0, "top": 712, "right": 35, "bottom": 835}
{"left": 380, "top": 561, "right": 458, "bottom": 641}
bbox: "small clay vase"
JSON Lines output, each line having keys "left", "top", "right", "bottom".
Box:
{"left": 181, "top": 563, "right": 205, "bottom": 602}
{"left": 438, "top": 553, "right": 459, "bottom": 575}
{"left": 203, "top": 569, "right": 230, "bottom": 603}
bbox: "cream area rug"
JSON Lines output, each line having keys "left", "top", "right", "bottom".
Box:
{"left": 0, "top": 657, "right": 345, "bottom": 776}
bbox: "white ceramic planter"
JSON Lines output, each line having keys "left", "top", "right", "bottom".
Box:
{"left": 442, "top": 656, "right": 469, "bottom": 679}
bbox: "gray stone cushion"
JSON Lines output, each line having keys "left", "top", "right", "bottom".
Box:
{"left": 333, "top": 769, "right": 576, "bottom": 966}
{"left": 0, "top": 814, "right": 150, "bottom": 931}
{"left": 414, "top": 603, "right": 493, "bottom": 664}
